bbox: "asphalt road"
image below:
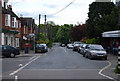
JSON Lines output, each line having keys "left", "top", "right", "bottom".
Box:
{"left": 2, "top": 44, "right": 117, "bottom": 81}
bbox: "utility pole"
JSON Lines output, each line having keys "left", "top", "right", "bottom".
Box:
{"left": 44, "top": 15, "right": 47, "bottom": 37}
{"left": 38, "top": 14, "right": 41, "bottom": 34}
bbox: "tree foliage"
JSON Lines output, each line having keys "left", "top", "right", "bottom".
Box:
{"left": 86, "top": 2, "right": 119, "bottom": 38}
{"left": 56, "top": 24, "right": 72, "bottom": 44}
{"left": 71, "top": 24, "right": 87, "bottom": 41}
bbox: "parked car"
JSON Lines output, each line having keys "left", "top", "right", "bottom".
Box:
{"left": 81, "top": 44, "right": 89, "bottom": 55}
{"left": 67, "top": 44, "right": 73, "bottom": 49}
{"left": 84, "top": 44, "right": 107, "bottom": 60}
{"left": 0, "top": 45, "right": 20, "bottom": 58}
{"left": 35, "top": 44, "right": 48, "bottom": 53}
{"left": 73, "top": 42, "right": 83, "bottom": 51}
{"left": 78, "top": 43, "right": 84, "bottom": 53}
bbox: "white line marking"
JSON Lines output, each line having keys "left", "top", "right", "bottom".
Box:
{"left": 61, "top": 47, "right": 68, "bottom": 54}
{"left": 15, "top": 75, "right": 18, "bottom": 81}
{"left": 98, "top": 61, "right": 116, "bottom": 81}
{"left": 9, "top": 56, "right": 41, "bottom": 76}
{"left": 29, "top": 56, "right": 36, "bottom": 60}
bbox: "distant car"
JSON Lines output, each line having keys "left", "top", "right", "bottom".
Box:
{"left": 73, "top": 42, "right": 83, "bottom": 51}
{"left": 0, "top": 45, "right": 20, "bottom": 58}
{"left": 84, "top": 44, "right": 107, "bottom": 60}
{"left": 60, "top": 43, "right": 65, "bottom": 47}
{"left": 67, "top": 44, "right": 73, "bottom": 49}
{"left": 73, "top": 41, "right": 82, "bottom": 45}
{"left": 35, "top": 44, "right": 48, "bottom": 53}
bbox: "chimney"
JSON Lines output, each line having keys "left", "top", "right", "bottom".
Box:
{"left": 3, "top": 0, "right": 8, "bottom": 9}
{"left": 8, "top": 5, "right": 12, "bottom": 11}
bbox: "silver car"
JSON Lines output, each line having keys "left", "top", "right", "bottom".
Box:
{"left": 85, "top": 44, "right": 107, "bottom": 60}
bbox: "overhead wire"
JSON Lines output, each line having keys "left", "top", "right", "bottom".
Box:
{"left": 48, "top": 0, "right": 76, "bottom": 16}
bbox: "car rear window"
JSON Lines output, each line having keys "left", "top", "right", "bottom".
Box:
{"left": 91, "top": 45, "right": 104, "bottom": 50}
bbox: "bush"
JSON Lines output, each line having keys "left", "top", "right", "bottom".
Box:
{"left": 85, "top": 38, "right": 97, "bottom": 44}
{"left": 114, "top": 65, "right": 120, "bottom": 74}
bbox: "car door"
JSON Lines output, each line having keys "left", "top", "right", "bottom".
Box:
{"left": 2, "top": 46, "right": 11, "bottom": 56}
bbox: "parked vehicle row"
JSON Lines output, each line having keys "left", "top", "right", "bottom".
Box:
{"left": 0, "top": 43, "right": 49, "bottom": 58}
{"left": 66, "top": 42, "right": 108, "bottom": 60}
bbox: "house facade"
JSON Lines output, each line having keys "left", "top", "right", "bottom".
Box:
{"left": 2, "top": 2, "right": 21, "bottom": 48}
{"left": 20, "top": 17, "right": 35, "bottom": 50}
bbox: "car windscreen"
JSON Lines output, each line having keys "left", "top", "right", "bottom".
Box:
{"left": 91, "top": 45, "right": 105, "bottom": 51}
{"left": 36, "top": 45, "right": 44, "bottom": 47}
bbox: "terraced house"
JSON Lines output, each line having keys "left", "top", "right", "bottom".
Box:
{"left": 2, "top": 1, "right": 21, "bottom": 48}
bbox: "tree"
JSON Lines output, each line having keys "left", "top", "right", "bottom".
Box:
{"left": 56, "top": 24, "right": 72, "bottom": 44}
{"left": 86, "top": 2, "right": 119, "bottom": 38}
{"left": 71, "top": 24, "right": 87, "bottom": 41}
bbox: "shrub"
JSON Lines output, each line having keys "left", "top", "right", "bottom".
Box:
{"left": 85, "top": 38, "right": 97, "bottom": 44}
{"left": 114, "top": 65, "right": 120, "bottom": 74}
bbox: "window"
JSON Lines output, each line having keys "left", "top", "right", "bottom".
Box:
{"left": 15, "top": 38, "right": 19, "bottom": 47}
{"left": 4, "top": 37, "right": 8, "bottom": 45}
{"left": 5, "top": 14, "right": 10, "bottom": 27}
{"left": 11, "top": 37, "right": 13, "bottom": 46}
{"left": 12, "top": 17, "right": 16, "bottom": 28}
{"left": 19, "top": 22, "right": 21, "bottom": 28}
{"left": 16, "top": 20, "right": 18, "bottom": 28}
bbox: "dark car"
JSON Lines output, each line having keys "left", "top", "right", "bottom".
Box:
{"left": 0, "top": 45, "right": 20, "bottom": 58}
{"left": 35, "top": 44, "right": 48, "bottom": 53}
{"left": 84, "top": 44, "right": 107, "bottom": 60}
{"left": 80, "top": 44, "right": 89, "bottom": 55}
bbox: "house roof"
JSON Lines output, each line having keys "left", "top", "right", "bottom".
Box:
{"left": 2, "top": 7, "right": 20, "bottom": 20}
{"left": 20, "top": 17, "right": 35, "bottom": 29}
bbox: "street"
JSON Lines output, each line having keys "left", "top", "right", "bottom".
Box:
{"left": 2, "top": 44, "right": 118, "bottom": 81}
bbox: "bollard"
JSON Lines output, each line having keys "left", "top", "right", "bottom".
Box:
{"left": 118, "top": 46, "right": 120, "bottom": 81}
{"left": 118, "top": 46, "right": 120, "bottom": 71}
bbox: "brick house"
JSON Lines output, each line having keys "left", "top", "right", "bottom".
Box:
{"left": 2, "top": 2, "right": 21, "bottom": 49}
{"left": 20, "top": 17, "right": 35, "bottom": 50}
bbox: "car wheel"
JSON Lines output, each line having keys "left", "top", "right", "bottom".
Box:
{"left": 83, "top": 54, "right": 85, "bottom": 57}
{"left": 89, "top": 55, "right": 93, "bottom": 60}
{"left": 104, "top": 57, "right": 107, "bottom": 60}
{"left": 10, "top": 53, "right": 15, "bottom": 58}
{"left": 85, "top": 54, "right": 88, "bottom": 58}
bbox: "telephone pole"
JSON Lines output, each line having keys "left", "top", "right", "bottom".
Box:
{"left": 38, "top": 14, "right": 41, "bottom": 34}
{"left": 44, "top": 15, "right": 47, "bottom": 37}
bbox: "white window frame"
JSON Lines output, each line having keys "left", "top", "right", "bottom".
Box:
{"left": 12, "top": 17, "right": 16, "bottom": 28}
{"left": 16, "top": 20, "right": 18, "bottom": 28}
{"left": 19, "top": 22, "right": 21, "bottom": 28}
{"left": 5, "top": 14, "right": 10, "bottom": 27}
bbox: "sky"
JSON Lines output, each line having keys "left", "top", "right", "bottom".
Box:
{"left": 7, "top": 0, "right": 116, "bottom": 25}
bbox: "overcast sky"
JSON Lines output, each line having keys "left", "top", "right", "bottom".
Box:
{"left": 7, "top": 0, "right": 116, "bottom": 25}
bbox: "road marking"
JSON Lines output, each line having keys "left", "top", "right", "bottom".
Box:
{"left": 15, "top": 75, "right": 18, "bottom": 81}
{"left": 61, "top": 47, "right": 68, "bottom": 54}
{"left": 9, "top": 56, "right": 41, "bottom": 76}
{"left": 98, "top": 61, "right": 117, "bottom": 81}
{"left": 18, "top": 64, "right": 23, "bottom": 67}
{"left": 29, "top": 56, "right": 36, "bottom": 60}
